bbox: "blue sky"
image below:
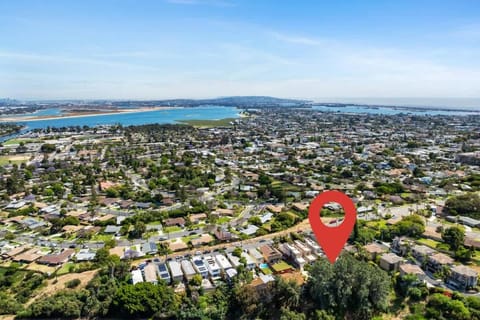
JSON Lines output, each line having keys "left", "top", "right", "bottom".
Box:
{"left": 1, "top": 0, "right": 480, "bottom": 101}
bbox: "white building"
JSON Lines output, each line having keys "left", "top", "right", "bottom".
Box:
{"left": 294, "top": 240, "right": 311, "bottom": 256}
{"left": 215, "top": 254, "right": 233, "bottom": 271}
{"left": 131, "top": 269, "right": 144, "bottom": 285}
{"left": 168, "top": 260, "right": 183, "bottom": 282}
{"left": 241, "top": 252, "right": 256, "bottom": 270}
{"left": 247, "top": 248, "right": 264, "bottom": 263}
{"left": 227, "top": 253, "right": 242, "bottom": 268}
{"left": 304, "top": 238, "right": 323, "bottom": 256}
{"left": 192, "top": 257, "right": 209, "bottom": 278}
{"left": 225, "top": 268, "right": 238, "bottom": 281}
{"left": 204, "top": 255, "right": 221, "bottom": 279}
{"left": 181, "top": 259, "right": 197, "bottom": 280}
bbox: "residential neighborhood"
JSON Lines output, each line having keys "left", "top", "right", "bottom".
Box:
{"left": 0, "top": 107, "right": 479, "bottom": 319}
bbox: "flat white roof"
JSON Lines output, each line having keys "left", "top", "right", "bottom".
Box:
{"left": 204, "top": 255, "right": 221, "bottom": 272}
{"left": 131, "top": 269, "right": 144, "bottom": 284}
{"left": 227, "top": 253, "right": 241, "bottom": 268}
{"left": 248, "top": 248, "right": 263, "bottom": 260}
{"left": 294, "top": 240, "right": 311, "bottom": 254}
{"left": 284, "top": 243, "right": 301, "bottom": 256}
{"left": 181, "top": 259, "right": 196, "bottom": 276}
{"left": 226, "top": 268, "right": 238, "bottom": 278}
{"left": 241, "top": 252, "right": 256, "bottom": 265}
{"left": 304, "top": 238, "right": 322, "bottom": 252}
{"left": 167, "top": 260, "right": 183, "bottom": 278}
{"left": 295, "top": 256, "right": 306, "bottom": 265}
{"left": 215, "top": 254, "right": 233, "bottom": 270}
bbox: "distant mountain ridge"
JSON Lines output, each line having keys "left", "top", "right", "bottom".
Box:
{"left": 0, "top": 96, "right": 309, "bottom": 108}
{"left": 111, "top": 96, "right": 309, "bottom": 107}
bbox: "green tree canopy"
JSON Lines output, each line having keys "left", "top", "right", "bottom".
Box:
{"left": 307, "top": 254, "right": 390, "bottom": 320}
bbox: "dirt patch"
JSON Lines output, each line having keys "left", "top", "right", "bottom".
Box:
{"left": 7, "top": 155, "right": 30, "bottom": 161}
{"left": 25, "top": 262, "right": 57, "bottom": 274}
{"left": 28, "top": 269, "right": 99, "bottom": 305}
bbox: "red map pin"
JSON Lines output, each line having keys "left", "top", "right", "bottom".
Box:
{"left": 308, "top": 190, "right": 357, "bottom": 264}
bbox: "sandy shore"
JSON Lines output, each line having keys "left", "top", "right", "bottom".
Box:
{"left": 0, "top": 106, "right": 179, "bottom": 122}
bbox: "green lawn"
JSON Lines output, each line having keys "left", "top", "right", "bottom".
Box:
{"left": 271, "top": 261, "right": 293, "bottom": 273}
{"left": 182, "top": 234, "right": 200, "bottom": 244}
{"left": 0, "top": 155, "right": 29, "bottom": 165}
{"left": 56, "top": 262, "right": 75, "bottom": 276}
{"left": 259, "top": 266, "right": 273, "bottom": 275}
{"left": 416, "top": 238, "right": 442, "bottom": 249}
{"left": 3, "top": 138, "right": 37, "bottom": 146}
{"left": 91, "top": 234, "right": 114, "bottom": 242}
{"left": 177, "top": 118, "right": 236, "bottom": 128}
{"left": 164, "top": 226, "right": 182, "bottom": 233}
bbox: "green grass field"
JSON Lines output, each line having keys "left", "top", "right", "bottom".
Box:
{"left": 182, "top": 234, "right": 200, "bottom": 244}
{"left": 56, "top": 262, "right": 75, "bottom": 276}
{"left": 164, "top": 226, "right": 182, "bottom": 233}
{"left": 177, "top": 118, "right": 236, "bottom": 128}
{"left": 0, "top": 155, "right": 29, "bottom": 165}
{"left": 91, "top": 234, "right": 114, "bottom": 242}
{"left": 416, "top": 238, "right": 442, "bottom": 249}
{"left": 3, "top": 138, "right": 37, "bottom": 146}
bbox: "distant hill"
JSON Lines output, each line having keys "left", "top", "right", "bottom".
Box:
{"left": 0, "top": 96, "right": 311, "bottom": 111}
{"left": 110, "top": 96, "right": 310, "bottom": 108}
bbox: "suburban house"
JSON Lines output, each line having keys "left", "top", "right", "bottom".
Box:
{"left": 293, "top": 240, "right": 311, "bottom": 256}
{"left": 280, "top": 243, "right": 306, "bottom": 268}
{"left": 259, "top": 245, "right": 282, "bottom": 264}
{"left": 164, "top": 217, "right": 185, "bottom": 227}
{"left": 399, "top": 263, "right": 426, "bottom": 282}
{"left": 304, "top": 238, "right": 323, "bottom": 256}
{"left": 226, "top": 253, "right": 242, "bottom": 269}
{"left": 157, "top": 263, "right": 171, "bottom": 284}
{"left": 190, "top": 234, "right": 213, "bottom": 247}
{"left": 447, "top": 265, "right": 478, "bottom": 291}
{"left": 141, "top": 242, "right": 158, "bottom": 255}
{"left": 411, "top": 245, "right": 435, "bottom": 264}
{"left": 248, "top": 248, "right": 265, "bottom": 264}
{"left": 104, "top": 225, "right": 121, "bottom": 234}
{"left": 144, "top": 263, "right": 158, "bottom": 284}
{"left": 364, "top": 242, "right": 389, "bottom": 260}
{"left": 12, "top": 248, "right": 43, "bottom": 263}
{"left": 204, "top": 255, "right": 221, "bottom": 279}
{"left": 214, "top": 228, "right": 233, "bottom": 241}
{"left": 215, "top": 254, "right": 233, "bottom": 271}
{"left": 379, "top": 253, "right": 403, "bottom": 272}
{"left": 75, "top": 249, "right": 96, "bottom": 261}
{"left": 37, "top": 249, "right": 75, "bottom": 266}
{"left": 131, "top": 269, "right": 144, "bottom": 284}
{"left": 192, "top": 257, "right": 209, "bottom": 278}
{"left": 189, "top": 213, "right": 207, "bottom": 224}
{"left": 426, "top": 253, "right": 454, "bottom": 274}
{"left": 241, "top": 252, "right": 257, "bottom": 270}
{"left": 181, "top": 260, "right": 196, "bottom": 280}
{"left": 167, "top": 260, "right": 183, "bottom": 283}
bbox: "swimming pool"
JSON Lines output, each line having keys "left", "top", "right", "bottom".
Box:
{"left": 259, "top": 263, "right": 268, "bottom": 268}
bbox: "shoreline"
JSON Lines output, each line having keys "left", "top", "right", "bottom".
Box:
{"left": 0, "top": 106, "right": 181, "bottom": 122}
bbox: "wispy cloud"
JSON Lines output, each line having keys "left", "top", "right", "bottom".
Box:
{"left": 0, "top": 51, "right": 164, "bottom": 72}
{"left": 268, "top": 31, "right": 324, "bottom": 46}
